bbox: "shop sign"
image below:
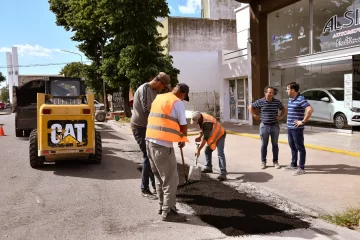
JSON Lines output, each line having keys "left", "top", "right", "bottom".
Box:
{"left": 323, "top": 8, "right": 360, "bottom": 49}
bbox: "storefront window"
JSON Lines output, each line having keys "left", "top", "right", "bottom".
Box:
{"left": 268, "top": 0, "right": 309, "bottom": 60}
{"left": 270, "top": 60, "right": 354, "bottom": 130}
{"left": 313, "top": 0, "right": 360, "bottom": 53}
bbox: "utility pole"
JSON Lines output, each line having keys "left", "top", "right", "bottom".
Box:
{"left": 100, "top": 42, "right": 107, "bottom": 114}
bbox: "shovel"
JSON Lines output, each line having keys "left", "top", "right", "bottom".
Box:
{"left": 188, "top": 143, "right": 201, "bottom": 182}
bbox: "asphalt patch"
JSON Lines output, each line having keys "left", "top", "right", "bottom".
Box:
{"left": 176, "top": 163, "right": 310, "bottom": 236}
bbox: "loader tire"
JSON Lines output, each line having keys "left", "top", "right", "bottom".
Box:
{"left": 90, "top": 131, "right": 102, "bottom": 164}
{"left": 29, "top": 129, "right": 44, "bottom": 168}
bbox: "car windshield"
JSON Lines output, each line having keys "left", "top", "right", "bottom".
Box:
{"left": 328, "top": 89, "right": 360, "bottom": 101}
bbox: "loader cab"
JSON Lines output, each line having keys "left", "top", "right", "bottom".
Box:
{"left": 45, "top": 77, "right": 87, "bottom": 104}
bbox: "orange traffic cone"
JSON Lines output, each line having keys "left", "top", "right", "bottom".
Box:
{"left": 0, "top": 125, "right": 5, "bottom": 136}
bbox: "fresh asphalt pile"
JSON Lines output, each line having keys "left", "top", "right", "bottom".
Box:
{"left": 176, "top": 164, "right": 310, "bottom": 236}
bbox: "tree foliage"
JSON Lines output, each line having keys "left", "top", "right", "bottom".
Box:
{"left": 59, "top": 62, "right": 87, "bottom": 78}
{"left": 0, "top": 72, "right": 6, "bottom": 83}
{"left": 0, "top": 85, "right": 9, "bottom": 102}
{"left": 49, "top": 0, "right": 180, "bottom": 117}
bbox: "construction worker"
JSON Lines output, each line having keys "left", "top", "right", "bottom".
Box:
{"left": 130, "top": 72, "right": 171, "bottom": 199}
{"left": 145, "top": 83, "right": 190, "bottom": 222}
{"left": 191, "top": 111, "right": 227, "bottom": 181}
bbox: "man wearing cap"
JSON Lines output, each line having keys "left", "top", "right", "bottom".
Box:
{"left": 191, "top": 111, "right": 227, "bottom": 181}
{"left": 145, "top": 83, "right": 190, "bottom": 222}
{"left": 130, "top": 72, "right": 171, "bottom": 200}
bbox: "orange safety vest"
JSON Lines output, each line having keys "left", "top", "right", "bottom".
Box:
{"left": 201, "top": 113, "right": 225, "bottom": 150}
{"left": 146, "top": 93, "right": 189, "bottom": 143}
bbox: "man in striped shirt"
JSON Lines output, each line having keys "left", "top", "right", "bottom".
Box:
{"left": 285, "top": 82, "right": 314, "bottom": 176}
{"left": 249, "top": 86, "right": 287, "bottom": 170}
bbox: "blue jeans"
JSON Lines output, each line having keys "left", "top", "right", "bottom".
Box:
{"left": 132, "top": 127, "right": 155, "bottom": 191}
{"left": 260, "top": 123, "right": 280, "bottom": 163}
{"left": 204, "top": 134, "right": 227, "bottom": 174}
{"left": 288, "top": 128, "right": 306, "bottom": 170}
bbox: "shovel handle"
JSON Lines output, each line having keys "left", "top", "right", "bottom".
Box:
{"left": 180, "top": 148, "right": 188, "bottom": 182}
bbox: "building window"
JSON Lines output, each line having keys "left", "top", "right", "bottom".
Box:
{"left": 313, "top": 0, "right": 360, "bottom": 53}
{"left": 268, "top": 0, "right": 309, "bottom": 61}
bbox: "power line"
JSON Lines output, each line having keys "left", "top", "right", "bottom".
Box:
{"left": 0, "top": 61, "right": 91, "bottom": 69}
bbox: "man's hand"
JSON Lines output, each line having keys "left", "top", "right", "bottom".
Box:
{"left": 276, "top": 116, "right": 282, "bottom": 121}
{"left": 195, "top": 136, "right": 202, "bottom": 142}
{"left": 294, "top": 120, "right": 304, "bottom": 128}
{"left": 195, "top": 149, "right": 200, "bottom": 158}
{"left": 253, "top": 114, "right": 260, "bottom": 121}
{"left": 178, "top": 142, "right": 185, "bottom": 148}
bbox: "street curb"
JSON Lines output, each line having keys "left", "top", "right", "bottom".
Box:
{"left": 111, "top": 121, "right": 360, "bottom": 158}
{"left": 187, "top": 130, "right": 360, "bottom": 158}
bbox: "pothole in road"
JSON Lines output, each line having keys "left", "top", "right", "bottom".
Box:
{"left": 176, "top": 163, "right": 310, "bottom": 236}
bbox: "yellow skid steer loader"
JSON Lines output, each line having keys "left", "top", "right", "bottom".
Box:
{"left": 29, "top": 77, "right": 102, "bottom": 168}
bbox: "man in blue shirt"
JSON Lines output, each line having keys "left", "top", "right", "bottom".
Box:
{"left": 285, "top": 82, "right": 314, "bottom": 176}
{"left": 249, "top": 86, "right": 287, "bottom": 170}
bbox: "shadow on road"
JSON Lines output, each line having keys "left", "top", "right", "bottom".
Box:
{"left": 305, "top": 164, "right": 360, "bottom": 176}
{"left": 39, "top": 149, "right": 140, "bottom": 180}
{"left": 226, "top": 172, "right": 274, "bottom": 183}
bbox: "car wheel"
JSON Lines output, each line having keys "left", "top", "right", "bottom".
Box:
{"left": 95, "top": 112, "right": 106, "bottom": 122}
{"left": 334, "top": 113, "right": 348, "bottom": 129}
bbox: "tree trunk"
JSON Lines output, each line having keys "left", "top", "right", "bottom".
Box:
{"left": 121, "top": 85, "right": 132, "bottom": 118}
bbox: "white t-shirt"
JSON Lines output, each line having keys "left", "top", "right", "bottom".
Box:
{"left": 146, "top": 100, "right": 187, "bottom": 148}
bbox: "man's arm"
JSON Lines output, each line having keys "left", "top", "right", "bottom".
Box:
{"left": 197, "top": 122, "right": 212, "bottom": 152}
{"left": 140, "top": 84, "right": 151, "bottom": 117}
{"left": 276, "top": 101, "right": 287, "bottom": 120}
{"left": 174, "top": 101, "right": 187, "bottom": 148}
{"left": 294, "top": 100, "right": 313, "bottom": 127}
{"left": 248, "top": 100, "right": 260, "bottom": 120}
{"left": 303, "top": 106, "right": 314, "bottom": 122}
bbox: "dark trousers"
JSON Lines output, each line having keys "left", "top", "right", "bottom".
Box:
{"left": 288, "top": 128, "right": 306, "bottom": 170}
{"left": 132, "top": 127, "right": 155, "bottom": 191}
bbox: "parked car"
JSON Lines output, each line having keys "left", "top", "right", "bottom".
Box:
{"left": 301, "top": 88, "right": 360, "bottom": 129}
{"left": 94, "top": 100, "right": 105, "bottom": 110}
{"left": 0, "top": 102, "right": 4, "bottom": 110}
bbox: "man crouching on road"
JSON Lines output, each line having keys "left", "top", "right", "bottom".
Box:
{"left": 145, "top": 83, "right": 190, "bottom": 222}
{"left": 191, "top": 111, "right": 227, "bottom": 181}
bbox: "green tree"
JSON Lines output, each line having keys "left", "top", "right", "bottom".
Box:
{"left": 60, "top": 62, "right": 87, "bottom": 78}
{"left": 0, "top": 72, "right": 6, "bottom": 83}
{"left": 48, "top": 0, "right": 180, "bottom": 117}
{"left": 0, "top": 85, "right": 9, "bottom": 102}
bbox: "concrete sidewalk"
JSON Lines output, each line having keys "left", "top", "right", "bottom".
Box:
{"left": 179, "top": 134, "right": 360, "bottom": 215}
{"left": 187, "top": 122, "right": 360, "bottom": 157}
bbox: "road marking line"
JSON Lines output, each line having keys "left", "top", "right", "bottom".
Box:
{"left": 187, "top": 130, "right": 360, "bottom": 158}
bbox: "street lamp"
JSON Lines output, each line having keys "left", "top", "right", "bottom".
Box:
{"left": 60, "top": 50, "right": 83, "bottom": 63}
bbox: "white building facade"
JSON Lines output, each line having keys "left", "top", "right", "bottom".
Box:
{"left": 218, "top": 3, "right": 252, "bottom": 124}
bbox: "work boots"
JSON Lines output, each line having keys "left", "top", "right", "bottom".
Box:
{"left": 162, "top": 209, "right": 186, "bottom": 222}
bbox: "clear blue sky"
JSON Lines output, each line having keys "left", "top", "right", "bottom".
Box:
{"left": 0, "top": 0, "right": 201, "bottom": 87}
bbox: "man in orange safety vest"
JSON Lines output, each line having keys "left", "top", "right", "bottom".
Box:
{"left": 191, "top": 111, "right": 227, "bottom": 181}
{"left": 145, "top": 83, "right": 190, "bottom": 222}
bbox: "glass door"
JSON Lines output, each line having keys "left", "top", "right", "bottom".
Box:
{"left": 229, "top": 80, "right": 236, "bottom": 119}
{"left": 236, "top": 78, "right": 248, "bottom": 121}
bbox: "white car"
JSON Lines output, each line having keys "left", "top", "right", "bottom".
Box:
{"left": 301, "top": 88, "right": 360, "bottom": 129}
{"left": 94, "top": 100, "right": 105, "bottom": 110}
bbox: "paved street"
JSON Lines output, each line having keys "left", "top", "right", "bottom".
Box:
{"left": 0, "top": 113, "right": 360, "bottom": 239}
